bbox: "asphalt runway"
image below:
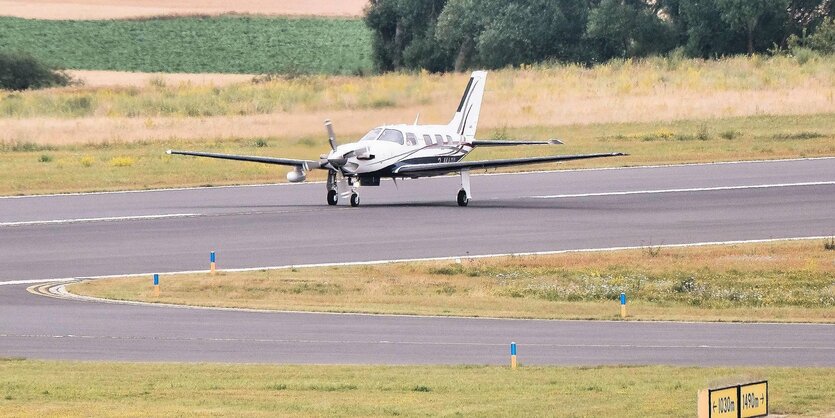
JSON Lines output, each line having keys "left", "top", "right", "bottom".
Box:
{"left": 1, "top": 158, "right": 834, "bottom": 365}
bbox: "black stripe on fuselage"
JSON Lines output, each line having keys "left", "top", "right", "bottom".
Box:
{"left": 363, "top": 155, "right": 467, "bottom": 178}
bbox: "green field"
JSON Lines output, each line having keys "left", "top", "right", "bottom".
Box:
{"left": 1, "top": 360, "right": 833, "bottom": 417}
{"left": 70, "top": 240, "right": 835, "bottom": 323}
{"left": 0, "top": 16, "right": 372, "bottom": 74}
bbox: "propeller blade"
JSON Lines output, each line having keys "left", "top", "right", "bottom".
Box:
{"left": 325, "top": 119, "right": 337, "bottom": 151}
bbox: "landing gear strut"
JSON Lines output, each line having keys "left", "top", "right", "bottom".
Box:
{"left": 457, "top": 169, "right": 471, "bottom": 207}
{"left": 326, "top": 170, "right": 338, "bottom": 206}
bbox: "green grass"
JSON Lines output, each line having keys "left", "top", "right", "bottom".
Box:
{"left": 0, "top": 16, "right": 372, "bottom": 75}
{"left": 1, "top": 360, "right": 833, "bottom": 417}
{"left": 1, "top": 113, "right": 833, "bottom": 196}
{"left": 70, "top": 240, "right": 835, "bottom": 323}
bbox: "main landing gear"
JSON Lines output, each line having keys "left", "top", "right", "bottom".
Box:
{"left": 457, "top": 169, "right": 471, "bottom": 207}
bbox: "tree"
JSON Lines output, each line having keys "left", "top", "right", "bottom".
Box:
{"left": 715, "top": 0, "right": 790, "bottom": 55}
{"left": 585, "top": 0, "right": 677, "bottom": 60}
{"left": 364, "top": 0, "right": 451, "bottom": 72}
{"left": 435, "top": 0, "right": 589, "bottom": 70}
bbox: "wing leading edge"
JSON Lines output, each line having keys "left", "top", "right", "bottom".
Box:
{"left": 393, "top": 153, "right": 627, "bottom": 176}
{"left": 166, "top": 150, "right": 323, "bottom": 170}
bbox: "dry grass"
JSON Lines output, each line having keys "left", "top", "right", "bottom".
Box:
{"left": 70, "top": 240, "right": 835, "bottom": 323}
{"left": 2, "top": 55, "right": 834, "bottom": 146}
{"left": 2, "top": 360, "right": 833, "bottom": 417}
{"left": 0, "top": 0, "right": 368, "bottom": 20}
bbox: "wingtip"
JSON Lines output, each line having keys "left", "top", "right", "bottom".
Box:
{"left": 165, "top": 149, "right": 173, "bottom": 155}
{"left": 548, "top": 139, "right": 564, "bottom": 145}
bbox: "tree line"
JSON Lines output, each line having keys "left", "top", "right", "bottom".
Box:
{"left": 364, "top": 0, "right": 834, "bottom": 72}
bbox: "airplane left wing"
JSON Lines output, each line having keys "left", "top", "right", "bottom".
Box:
{"left": 167, "top": 150, "right": 324, "bottom": 170}
{"left": 392, "top": 153, "right": 626, "bottom": 176}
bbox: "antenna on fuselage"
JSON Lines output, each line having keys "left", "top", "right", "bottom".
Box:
{"left": 414, "top": 113, "right": 420, "bottom": 125}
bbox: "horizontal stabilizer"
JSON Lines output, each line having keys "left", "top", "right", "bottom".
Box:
{"left": 471, "top": 139, "right": 563, "bottom": 146}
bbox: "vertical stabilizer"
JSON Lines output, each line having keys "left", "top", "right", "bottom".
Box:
{"left": 448, "top": 71, "right": 487, "bottom": 139}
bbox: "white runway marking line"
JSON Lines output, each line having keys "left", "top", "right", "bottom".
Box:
{"left": 530, "top": 180, "right": 835, "bottom": 199}
{"left": 0, "top": 213, "right": 201, "bottom": 227}
{"left": 4, "top": 235, "right": 829, "bottom": 288}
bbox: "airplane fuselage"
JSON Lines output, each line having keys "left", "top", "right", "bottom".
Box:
{"left": 328, "top": 124, "right": 473, "bottom": 182}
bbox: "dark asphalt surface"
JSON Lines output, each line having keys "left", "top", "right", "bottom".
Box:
{"left": 1, "top": 158, "right": 834, "bottom": 365}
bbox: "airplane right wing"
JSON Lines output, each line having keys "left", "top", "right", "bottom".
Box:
{"left": 392, "top": 153, "right": 626, "bottom": 177}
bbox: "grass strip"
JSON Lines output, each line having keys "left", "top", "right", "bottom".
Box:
{"left": 1, "top": 113, "right": 833, "bottom": 196}
{"left": 1, "top": 360, "right": 833, "bottom": 417}
{"left": 70, "top": 240, "right": 835, "bottom": 323}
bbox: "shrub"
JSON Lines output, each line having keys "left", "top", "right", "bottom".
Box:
{"left": 0, "top": 50, "right": 71, "bottom": 90}
{"left": 38, "top": 154, "right": 52, "bottom": 163}
{"left": 79, "top": 155, "right": 95, "bottom": 167}
{"left": 109, "top": 156, "right": 135, "bottom": 167}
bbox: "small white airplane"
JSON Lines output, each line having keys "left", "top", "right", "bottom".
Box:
{"left": 168, "top": 71, "right": 625, "bottom": 207}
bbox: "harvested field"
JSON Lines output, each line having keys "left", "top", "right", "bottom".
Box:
{"left": 65, "top": 70, "right": 254, "bottom": 88}
{"left": 0, "top": 0, "right": 368, "bottom": 20}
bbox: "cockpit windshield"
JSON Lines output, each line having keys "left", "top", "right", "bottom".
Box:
{"left": 378, "top": 129, "right": 404, "bottom": 145}
{"left": 359, "top": 128, "right": 382, "bottom": 142}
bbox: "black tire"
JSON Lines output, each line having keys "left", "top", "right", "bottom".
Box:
{"left": 327, "top": 189, "right": 338, "bottom": 206}
{"left": 350, "top": 193, "right": 360, "bottom": 207}
{"left": 457, "top": 189, "right": 469, "bottom": 207}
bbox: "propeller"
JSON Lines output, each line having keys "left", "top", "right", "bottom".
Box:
{"left": 325, "top": 119, "right": 337, "bottom": 151}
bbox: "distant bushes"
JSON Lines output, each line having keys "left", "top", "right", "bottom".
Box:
{"left": 0, "top": 50, "right": 71, "bottom": 90}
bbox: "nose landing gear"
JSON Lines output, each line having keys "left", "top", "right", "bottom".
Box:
{"left": 326, "top": 170, "right": 361, "bottom": 207}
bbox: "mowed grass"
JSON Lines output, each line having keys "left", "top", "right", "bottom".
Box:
{"left": 71, "top": 240, "right": 835, "bottom": 323}
{"left": 1, "top": 113, "right": 833, "bottom": 195}
{"left": 0, "top": 16, "right": 372, "bottom": 74}
{"left": 1, "top": 360, "right": 833, "bottom": 417}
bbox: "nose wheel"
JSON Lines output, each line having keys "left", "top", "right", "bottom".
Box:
{"left": 457, "top": 189, "right": 469, "bottom": 206}
{"left": 350, "top": 193, "right": 360, "bottom": 207}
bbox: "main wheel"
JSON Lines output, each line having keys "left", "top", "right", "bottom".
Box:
{"left": 327, "top": 189, "right": 338, "bottom": 206}
{"left": 457, "top": 189, "right": 469, "bottom": 207}
{"left": 350, "top": 193, "right": 360, "bottom": 207}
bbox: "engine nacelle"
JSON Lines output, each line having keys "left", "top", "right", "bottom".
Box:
{"left": 286, "top": 169, "right": 306, "bottom": 183}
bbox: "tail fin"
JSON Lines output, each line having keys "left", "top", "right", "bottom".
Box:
{"left": 448, "top": 71, "right": 487, "bottom": 139}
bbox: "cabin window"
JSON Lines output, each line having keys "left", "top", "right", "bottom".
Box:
{"left": 359, "top": 128, "right": 382, "bottom": 142}
{"left": 435, "top": 134, "right": 445, "bottom": 144}
{"left": 379, "top": 129, "right": 405, "bottom": 145}
{"left": 423, "top": 134, "right": 433, "bottom": 146}
{"left": 405, "top": 132, "right": 417, "bottom": 146}
{"left": 446, "top": 135, "right": 455, "bottom": 145}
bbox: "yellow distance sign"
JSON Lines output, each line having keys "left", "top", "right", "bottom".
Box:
{"left": 740, "top": 381, "right": 768, "bottom": 418}
{"left": 709, "top": 386, "right": 739, "bottom": 418}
